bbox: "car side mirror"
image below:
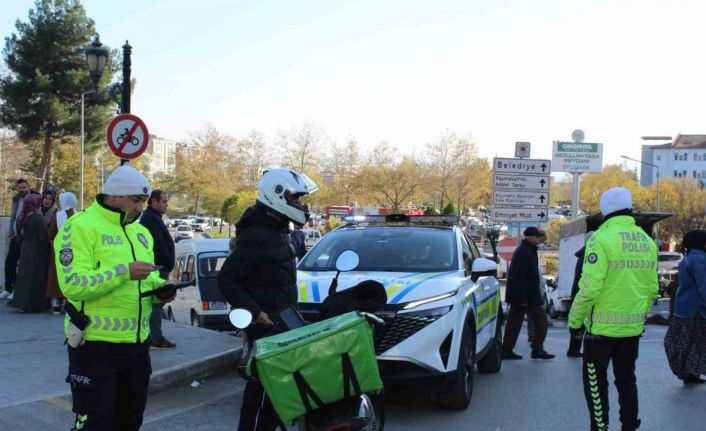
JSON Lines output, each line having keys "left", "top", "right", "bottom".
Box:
{"left": 471, "top": 257, "right": 498, "bottom": 281}
{"left": 181, "top": 271, "right": 191, "bottom": 282}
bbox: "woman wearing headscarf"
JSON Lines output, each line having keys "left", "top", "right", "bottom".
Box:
{"left": 11, "top": 194, "right": 51, "bottom": 312}
{"left": 41, "top": 189, "right": 58, "bottom": 227}
{"left": 664, "top": 229, "right": 706, "bottom": 384}
{"left": 46, "top": 192, "right": 78, "bottom": 314}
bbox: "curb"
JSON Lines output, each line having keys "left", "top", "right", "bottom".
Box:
{"left": 148, "top": 346, "right": 242, "bottom": 395}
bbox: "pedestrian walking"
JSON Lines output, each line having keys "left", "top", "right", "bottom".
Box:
{"left": 140, "top": 190, "right": 177, "bottom": 350}
{"left": 502, "top": 227, "right": 555, "bottom": 360}
{"left": 218, "top": 168, "right": 318, "bottom": 431}
{"left": 569, "top": 187, "right": 657, "bottom": 431}
{"left": 57, "top": 165, "right": 175, "bottom": 430}
{"left": 664, "top": 229, "right": 706, "bottom": 384}
{"left": 46, "top": 192, "right": 78, "bottom": 314}
{"left": 11, "top": 194, "right": 51, "bottom": 313}
{"left": 567, "top": 232, "right": 593, "bottom": 358}
{"left": 1, "top": 179, "right": 37, "bottom": 301}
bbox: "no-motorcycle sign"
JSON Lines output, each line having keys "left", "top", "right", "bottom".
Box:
{"left": 106, "top": 114, "right": 149, "bottom": 159}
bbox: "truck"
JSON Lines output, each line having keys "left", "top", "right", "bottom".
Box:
{"left": 547, "top": 211, "right": 672, "bottom": 319}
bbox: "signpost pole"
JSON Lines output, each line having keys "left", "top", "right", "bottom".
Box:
{"left": 120, "top": 41, "right": 132, "bottom": 166}
{"left": 572, "top": 172, "right": 580, "bottom": 219}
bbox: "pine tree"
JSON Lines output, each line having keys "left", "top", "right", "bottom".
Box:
{"left": 0, "top": 0, "right": 117, "bottom": 188}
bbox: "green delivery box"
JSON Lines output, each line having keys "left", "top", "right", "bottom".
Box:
{"left": 248, "top": 311, "right": 383, "bottom": 423}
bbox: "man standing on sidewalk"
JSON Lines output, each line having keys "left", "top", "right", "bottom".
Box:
{"left": 140, "top": 190, "right": 176, "bottom": 350}
{"left": 502, "top": 227, "right": 555, "bottom": 360}
{"left": 569, "top": 187, "right": 657, "bottom": 431}
{"left": 1, "top": 179, "right": 36, "bottom": 301}
{"left": 58, "top": 165, "right": 175, "bottom": 430}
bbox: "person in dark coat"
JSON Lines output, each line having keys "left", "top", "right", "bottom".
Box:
{"left": 1, "top": 179, "right": 38, "bottom": 301}
{"left": 11, "top": 194, "right": 50, "bottom": 313}
{"left": 218, "top": 168, "right": 318, "bottom": 431}
{"left": 567, "top": 231, "right": 593, "bottom": 357}
{"left": 290, "top": 224, "right": 307, "bottom": 260}
{"left": 502, "top": 227, "right": 555, "bottom": 360}
{"left": 140, "top": 190, "right": 176, "bottom": 349}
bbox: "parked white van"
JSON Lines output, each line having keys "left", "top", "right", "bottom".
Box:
{"left": 165, "top": 239, "right": 232, "bottom": 330}
{"left": 302, "top": 229, "right": 321, "bottom": 249}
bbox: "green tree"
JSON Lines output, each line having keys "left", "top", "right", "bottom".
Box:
{"left": 0, "top": 0, "right": 118, "bottom": 186}
{"left": 442, "top": 202, "right": 456, "bottom": 215}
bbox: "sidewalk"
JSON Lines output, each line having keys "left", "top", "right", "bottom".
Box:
{"left": 0, "top": 300, "right": 242, "bottom": 409}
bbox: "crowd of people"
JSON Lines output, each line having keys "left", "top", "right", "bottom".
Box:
{"left": 1, "top": 179, "right": 77, "bottom": 314}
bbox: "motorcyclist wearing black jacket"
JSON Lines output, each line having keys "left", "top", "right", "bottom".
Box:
{"left": 218, "top": 168, "right": 318, "bottom": 431}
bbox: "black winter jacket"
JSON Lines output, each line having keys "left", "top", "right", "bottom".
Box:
{"left": 139, "top": 207, "right": 175, "bottom": 279}
{"left": 504, "top": 239, "right": 541, "bottom": 306}
{"left": 218, "top": 203, "right": 297, "bottom": 319}
{"left": 570, "top": 246, "right": 586, "bottom": 302}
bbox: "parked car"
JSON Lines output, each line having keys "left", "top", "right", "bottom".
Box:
{"left": 658, "top": 252, "right": 683, "bottom": 272}
{"left": 175, "top": 225, "right": 194, "bottom": 241}
{"left": 165, "top": 239, "right": 231, "bottom": 329}
{"left": 192, "top": 217, "right": 211, "bottom": 232}
{"left": 302, "top": 228, "right": 321, "bottom": 249}
{"left": 296, "top": 214, "right": 502, "bottom": 410}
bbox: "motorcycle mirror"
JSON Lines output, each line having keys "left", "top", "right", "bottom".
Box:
{"left": 335, "top": 250, "right": 360, "bottom": 272}
{"left": 229, "top": 309, "right": 253, "bottom": 329}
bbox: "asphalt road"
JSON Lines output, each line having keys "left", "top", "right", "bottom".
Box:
{"left": 10, "top": 324, "right": 704, "bottom": 431}
{"left": 147, "top": 324, "right": 706, "bottom": 431}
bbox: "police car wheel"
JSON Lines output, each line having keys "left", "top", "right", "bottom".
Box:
{"left": 436, "top": 322, "right": 474, "bottom": 410}
{"left": 477, "top": 304, "right": 503, "bottom": 374}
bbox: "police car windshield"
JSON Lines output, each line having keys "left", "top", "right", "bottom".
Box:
{"left": 298, "top": 227, "right": 458, "bottom": 273}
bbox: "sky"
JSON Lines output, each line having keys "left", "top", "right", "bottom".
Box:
{"left": 2, "top": 0, "right": 706, "bottom": 173}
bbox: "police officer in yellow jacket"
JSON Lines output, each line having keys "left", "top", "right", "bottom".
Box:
{"left": 569, "top": 187, "right": 658, "bottom": 431}
{"left": 56, "top": 165, "right": 176, "bottom": 431}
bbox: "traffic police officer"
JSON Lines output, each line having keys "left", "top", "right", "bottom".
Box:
{"left": 57, "top": 165, "right": 176, "bottom": 430}
{"left": 569, "top": 187, "right": 658, "bottom": 431}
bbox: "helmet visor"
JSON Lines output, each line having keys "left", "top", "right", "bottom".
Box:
{"left": 297, "top": 172, "right": 319, "bottom": 194}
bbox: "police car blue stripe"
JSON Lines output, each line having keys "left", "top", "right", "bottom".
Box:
{"left": 478, "top": 315, "right": 497, "bottom": 332}
{"left": 390, "top": 272, "right": 456, "bottom": 304}
{"left": 312, "top": 280, "right": 320, "bottom": 302}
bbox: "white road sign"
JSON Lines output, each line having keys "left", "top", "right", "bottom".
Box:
{"left": 493, "top": 174, "right": 549, "bottom": 191}
{"left": 493, "top": 191, "right": 548, "bottom": 206}
{"left": 490, "top": 207, "right": 548, "bottom": 223}
{"left": 552, "top": 141, "right": 603, "bottom": 173}
{"left": 493, "top": 157, "right": 551, "bottom": 175}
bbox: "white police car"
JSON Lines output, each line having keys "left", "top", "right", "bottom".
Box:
{"left": 296, "top": 214, "right": 502, "bottom": 410}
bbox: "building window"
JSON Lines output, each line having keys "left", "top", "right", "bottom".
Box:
{"left": 674, "top": 153, "right": 679, "bottom": 161}
{"left": 684, "top": 152, "right": 688, "bottom": 160}
{"left": 695, "top": 153, "right": 699, "bottom": 161}
{"left": 674, "top": 170, "right": 678, "bottom": 177}
{"left": 683, "top": 170, "right": 687, "bottom": 177}
{"left": 657, "top": 154, "right": 661, "bottom": 161}
{"left": 694, "top": 170, "right": 698, "bottom": 178}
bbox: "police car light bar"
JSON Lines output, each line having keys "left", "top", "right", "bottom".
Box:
{"left": 343, "top": 214, "right": 459, "bottom": 225}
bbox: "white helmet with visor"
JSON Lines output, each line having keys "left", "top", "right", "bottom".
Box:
{"left": 257, "top": 168, "right": 319, "bottom": 225}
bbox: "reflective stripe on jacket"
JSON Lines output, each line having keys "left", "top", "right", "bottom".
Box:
{"left": 568, "top": 215, "right": 658, "bottom": 337}
{"left": 55, "top": 200, "right": 164, "bottom": 343}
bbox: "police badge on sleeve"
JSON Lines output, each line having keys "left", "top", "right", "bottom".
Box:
{"left": 59, "top": 248, "right": 74, "bottom": 266}
{"left": 587, "top": 253, "right": 598, "bottom": 264}
{"left": 137, "top": 233, "right": 149, "bottom": 249}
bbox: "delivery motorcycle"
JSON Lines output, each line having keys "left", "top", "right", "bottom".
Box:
{"left": 229, "top": 250, "right": 386, "bottom": 431}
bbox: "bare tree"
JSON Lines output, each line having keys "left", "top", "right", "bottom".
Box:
{"left": 424, "top": 131, "right": 456, "bottom": 210}
{"left": 236, "top": 130, "right": 271, "bottom": 189}
{"left": 278, "top": 121, "right": 324, "bottom": 174}
{"left": 0, "top": 130, "right": 29, "bottom": 215}
{"left": 359, "top": 143, "right": 423, "bottom": 211}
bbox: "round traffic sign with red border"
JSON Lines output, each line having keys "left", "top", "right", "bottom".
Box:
{"left": 498, "top": 237, "right": 518, "bottom": 261}
{"left": 106, "top": 114, "right": 149, "bottom": 159}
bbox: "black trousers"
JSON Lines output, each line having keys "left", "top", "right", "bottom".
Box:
{"left": 582, "top": 333, "right": 641, "bottom": 431}
{"left": 238, "top": 379, "right": 285, "bottom": 431}
{"left": 67, "top": 341, "right": 151, "bottom": 431}
{"left": 502, "top": 304, "right": 548, "bottom": 353}
{"left": 3, "top": 237, "right": 20, "bottom": 292}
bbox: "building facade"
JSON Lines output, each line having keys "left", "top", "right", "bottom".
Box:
{"left": 144, "top": 134, "right": 178, "bottom": 179}
{"left": 640, "top": 134, "right": 706, "bottom": 186}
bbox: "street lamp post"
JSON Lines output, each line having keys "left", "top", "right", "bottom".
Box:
{"left": 621, "top": 154, "right": 661, "bottom": 241}
{"left": 82, "top": 38, "right": 108, "bottom": 210}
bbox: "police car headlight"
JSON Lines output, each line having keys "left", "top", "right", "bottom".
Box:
{"left": 403, "top": 305, "right": 453, "bottom": 318}
{"left": 402, "top": 290, "right": 457, "bottom": 311}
